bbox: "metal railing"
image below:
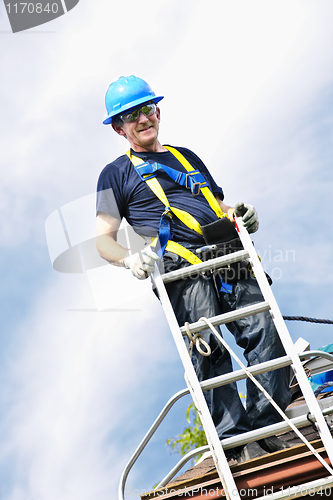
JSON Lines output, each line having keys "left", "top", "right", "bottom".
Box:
{"left": 118, "top": 351, "right": 333, "bottom": 500}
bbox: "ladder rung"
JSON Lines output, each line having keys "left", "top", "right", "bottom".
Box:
{"left": 160, "top": 249, "right": 250, "bottom": 283}
{"left": 200, "top": 355, "right": 292, "bottom": 391}
{"left": 180, "top": 301, "right": 271, "bottom": 335}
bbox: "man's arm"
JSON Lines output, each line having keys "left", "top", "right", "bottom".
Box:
{"left": 96, "top": 212, "right": 128, "bottom": 267}
{"left": 96, "top": 212, "right": 160, "bottom": 278}
{"left": 215, "top": 195, "right": 235, "bottom": 222}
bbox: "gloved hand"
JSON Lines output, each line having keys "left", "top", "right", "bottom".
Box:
{"left": 234, "top": 202, "right": 259, "bottom": 233}
{"left": 123, "top": 246, "right": 160, "bottom": 280}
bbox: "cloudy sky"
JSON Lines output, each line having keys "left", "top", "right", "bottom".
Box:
{"left": 1, "top": 1, "right": 333, "bottom": 499}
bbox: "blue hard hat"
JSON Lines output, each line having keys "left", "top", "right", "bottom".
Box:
{"left": 103, "top": 75, "right": 164, "bottom": 125}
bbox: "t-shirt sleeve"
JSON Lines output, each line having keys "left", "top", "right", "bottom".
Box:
{"left": 96, "top": 164, "right": 123, "bottom": 221}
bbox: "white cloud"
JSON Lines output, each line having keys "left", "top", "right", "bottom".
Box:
{"left": 0, "top": 272, "right": 180, "bottom": 500}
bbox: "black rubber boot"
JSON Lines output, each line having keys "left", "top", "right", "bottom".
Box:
{"left": 258, "top": 436, "right": 292, "bottom": 453}
{"left": 235, "top": 441, "right": 267, "bottom": 463}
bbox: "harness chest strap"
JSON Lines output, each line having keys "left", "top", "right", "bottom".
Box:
{"left": 134, "top": 160, "right": 209, "bottom": 196}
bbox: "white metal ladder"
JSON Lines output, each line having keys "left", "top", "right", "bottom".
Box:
{"left": 151, "top": 216, "right": 333, "bottom": 500}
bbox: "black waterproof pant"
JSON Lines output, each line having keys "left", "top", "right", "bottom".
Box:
{"left": 163, "top": 250, "right": 292, "bottom": 440}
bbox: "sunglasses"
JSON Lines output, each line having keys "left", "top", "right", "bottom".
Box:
{"left": 120, "top": 103, "right": 157, "bottom": 123}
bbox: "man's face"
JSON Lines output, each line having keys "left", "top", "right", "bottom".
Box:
{"left": 112, "top": 105, "right": 161, "bottom": 152}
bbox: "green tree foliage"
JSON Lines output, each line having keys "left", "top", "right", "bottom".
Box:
{"left": 166, "top": 394, "right": 246, "bottom": 465}
{"left": 166, "top": 403, "right": 207, "bottom": 464}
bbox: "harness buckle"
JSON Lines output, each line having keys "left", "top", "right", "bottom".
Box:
{"left": 162, "top": 207, "right": 172, "bottom": 217}
{"left": 185, "top": 173, "right": 201, "bottom": 195}
{"left": 192, "top": 182, "right": 201, "bottom": 195}
{"left": 136, "top": 162, "right": 157, "bottom": 181}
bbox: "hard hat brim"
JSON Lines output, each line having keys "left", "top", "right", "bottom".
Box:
{"left": 103, "top": 95, "right": 164, "bottom": 125}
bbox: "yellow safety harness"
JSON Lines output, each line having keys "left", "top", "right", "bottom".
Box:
{"left": 126, "top": 146, "right": 228, "bottom": 265}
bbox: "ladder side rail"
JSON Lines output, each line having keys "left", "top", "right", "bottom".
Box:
{"left": 235, "top": 217, "right": 333, "bottom": 466}
{"left": 153, "top": 269, "right": 242, "bottom": 500}
{"left": 157, "top": 405, "right": 333, "bottom": 489}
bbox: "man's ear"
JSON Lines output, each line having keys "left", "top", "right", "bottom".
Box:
{"left": 112, "top": 123, "right": 126, "bottom": 137}
{"left": 156, "top": 106, "right": 161, "bottom": 123}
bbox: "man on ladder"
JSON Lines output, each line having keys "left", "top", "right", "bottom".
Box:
{"left": 96, "top": 75, "right": 292, "bottom": 463}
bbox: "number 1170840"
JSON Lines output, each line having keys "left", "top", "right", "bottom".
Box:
{"left": 6, "top": 3, "right": 59, "bottom": 14}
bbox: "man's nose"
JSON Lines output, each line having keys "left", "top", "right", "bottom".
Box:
{"left": 137, "top": 111, "right": 149, "bottom": 123}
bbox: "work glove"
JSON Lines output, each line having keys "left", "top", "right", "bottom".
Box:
{"left": 123, "top": 246, "right": 160, "bottom": 280}
{"left": 234, "top": 202, "right": 259, "bottom": 234}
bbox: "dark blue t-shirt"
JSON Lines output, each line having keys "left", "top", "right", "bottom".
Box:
{"left": 96, "top": 146, "right": 224, "bottom": 244}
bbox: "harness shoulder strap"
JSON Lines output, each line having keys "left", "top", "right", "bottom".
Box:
{"left": 163, "top": 145, "right": 226, "bottom": 220}
{"left": 127, "top": 150, "right": 203, "bottom": 235}
{"left": 127, "top": 151, "right": 169, "bottom": 206}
